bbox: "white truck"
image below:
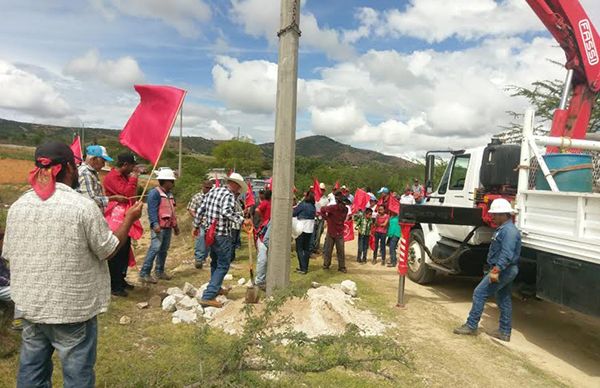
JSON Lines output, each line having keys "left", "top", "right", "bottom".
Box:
{"left": 403, "top": 110, "right": 600, "bottom": 317}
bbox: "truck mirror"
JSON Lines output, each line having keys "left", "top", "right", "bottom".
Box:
{"left": 425, "top": 154, "right": 435, "bottom": 194}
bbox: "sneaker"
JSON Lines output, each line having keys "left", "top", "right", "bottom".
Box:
{"left": 453, "top": 324, "right": 477, "bottom": 336}
{"left": 488, "top": 330, "right": 511, "bottom": 342}
{"left": 139, "top": 275, "right": 158, "bottom": 284}
{"left": 338, "top": 268, "right": 347, "bottom": 273}
{"left": 155, "top": 273, "right": 173, "bottom": 280}
{"left": 111, "top": 289, "right": 128, "bottom": 297}
{"left": 195, "top": 261, "right": 204, "bottom": 269}
{"left": 371, "top": 259, "right": 377, "bottom": 265}
{"left": 296, "top": 270, "right": 307, "bottom": 275}
{"left": 199, "top": 299, "right": 224, "bottom": 308}
{"left": 10, "top": 319, "right": 23, "bottom": 331}
{"left": 124, "top": 282, "right": 135, "bottom": 290}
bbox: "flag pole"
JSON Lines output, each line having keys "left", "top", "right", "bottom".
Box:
{"left": 178, "top": 105, "right": 183, "bottom": 178}
{"left": 139, "top": 91, "right": 187, "bottom": 200}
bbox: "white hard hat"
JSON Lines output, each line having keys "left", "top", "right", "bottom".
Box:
{"left": 488, "top": 198, "right": 515, "bottom": 214}
{"left": 155, "top": 167, "right": 176, "bottom": 181}
{"left": 319, "top": 182, "right": 326, "bottom": 190}
{"left": 227, "top": 172, "right": 248, "bottom": 193}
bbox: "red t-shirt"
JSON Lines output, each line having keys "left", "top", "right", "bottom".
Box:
{"left": 103, "top": 168, "right": 138, "bottom": 199}
{"left": 257, "top": 199, "right": 271, "bottom": 227}
{"left": 374, "top": 214, "right": 389, "bottom": 234}
{"left": 321, "top": 204, "right": 349, "bottom": 238}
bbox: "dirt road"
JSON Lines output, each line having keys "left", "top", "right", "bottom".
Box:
{"left": 342, "top": 238, "right": 600, "bottom": 387}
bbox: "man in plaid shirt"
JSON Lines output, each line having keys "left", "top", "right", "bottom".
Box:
{"left": 188, "top": 180, "right": 213, "bottom": 269}
{"left": 195, "top": 173, "right": 248, "bottom": 308}
{"left": 78, "top": 145, "right": 127, "bottom": 212}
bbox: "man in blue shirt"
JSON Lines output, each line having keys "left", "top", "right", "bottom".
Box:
{"left": 454, "top": 198, "right": 521, "bottom": 342}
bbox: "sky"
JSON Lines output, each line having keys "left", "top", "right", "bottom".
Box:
{"left": 1, "top": 0, "right": 600, "bottom": 157}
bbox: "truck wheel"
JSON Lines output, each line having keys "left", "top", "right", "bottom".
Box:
{"left": 407, "top": 229, "right": 436, "bottom": 284}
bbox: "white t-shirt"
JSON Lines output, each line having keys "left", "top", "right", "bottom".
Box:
{"left": 400, "top": 194, "right": 416, "bottom": 205}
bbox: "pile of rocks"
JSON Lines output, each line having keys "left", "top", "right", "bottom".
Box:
{"left": 161, "top": 282, "right": 230, "bottom": 324}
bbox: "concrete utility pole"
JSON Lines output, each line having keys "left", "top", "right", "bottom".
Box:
{"left": 266, "top": 0, "right": 301, "bottom": 295}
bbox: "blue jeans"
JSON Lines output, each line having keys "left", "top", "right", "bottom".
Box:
{"left": 357, "top": 234, "right": 369, "bottom": 262}
{"left": 388, "top": 236, "right": 399, "bottom": 266}
{"left": 255, "top": 238, "right": 268, "bottom": 286}
{"left": 202, "top": 235, "right": 233, "bottom": 300}
{"left": 466, "top": 264, "right": 519, "bottom": 335}
{"left": 373, "top": 232, "right": 386, "bottom": 263}
{"left": 18, "top": 317, "right": 98, "bottom": 388}
{"left": 140, "top": 228, "right": 173, "bottom": 276}
{"left": 194, "top": 228, "right": 207, "bottom": 263}
{"left": 295, "top": 232, "right": 312, "bottom": 272}
{"left": 311, "top": 218, "right": 325, "bottom": 252}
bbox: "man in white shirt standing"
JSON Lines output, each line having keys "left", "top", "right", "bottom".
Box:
{"left": 400, "top": 187, "right": 416, "bottom": 205}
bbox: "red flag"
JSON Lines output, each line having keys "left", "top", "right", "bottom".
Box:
{"left": 266, "top": 177, "right": 273, "bottom": 190}
{"left": 369, "top": 233, "right": 376, "bottom": 251}
{"left": 389, "top": 195, "right": 400, "bottom": 215}
{"left": 344, "top": 220, "right": 355, "bottom": 242}
{"left": 119, "top": 85, "right": 186, "bottom": 164}
{"left": 70, "top": 135, "right": 82, "bottom": 164}
{"left": 313, "top": 177, "right": 322, "bottom": 201}
{"left": 214, "top": 173, "right": 220, "bottom": 188}
{"left": 245, "top": 181, "right": 255, "bottom": 208}
{"left": 334, "top": 181, "right": 340, "bottom": 191}
{"left": 351, "top": 188, "right": 369, "bottom": 213}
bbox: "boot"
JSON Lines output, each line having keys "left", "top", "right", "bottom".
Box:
{"left": 453, "top": 324, "right": 477, "bottom": 336}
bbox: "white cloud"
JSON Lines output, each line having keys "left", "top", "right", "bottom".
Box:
{"left": 91, "top": 0, "right": 211, "bottom": 38}
{"left": 377, "top": 0, "right": 543, "bottom": 43}
{"left": 207, "top": 119, "right": 235, "bottom": 140}
{"left": 64, "top": 49, "right": 144, "bottom": 89}
{"left": 0, "top": 59, "right": 71, "bottom": 118}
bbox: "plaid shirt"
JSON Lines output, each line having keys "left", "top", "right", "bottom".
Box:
{"left": 353, "top": 212, "right": 374, "bottom": 235}
{"left": 78, "top": 163, "right": 109, "bottom": 211}
{"left": 187, "top": 192, "right": 205, "bottom": 213}
{"left": 196, "top": 187, "right": 243, "bottom": 236}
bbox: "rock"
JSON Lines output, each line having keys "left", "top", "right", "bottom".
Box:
{"left": 172, "top": 317, "right": 182, "bottom": 324}
{"left": 224, "top": 274, "right": 233, "bottom": 281}
{"left": 195, "top": 283, "right": 209, "bottom": 300}
{"left": 311, "top": 282, "right": 321, "bottom": 289}
{"left": 182, "top": 282, "right": 197, "bottom": 297}
{"left": 330, "top": 283, "right": 342, "bottom": 290}
{"left": 176, "top": 295, "right": 199, "bottom": 310}
{"left": 136, "top": 302, "right": 149, "bottom": 310}
{"left": 173, "top": 309, "right": 198, "bottom": 324}
{"left": 119, "top": 316, "right": 131, "bottom": 325}
{"left": 161, "top": 295, "right": 178, "bottom": 312}
{"left": 172, "top": 293, "right": 185, "bottom": 302}
{"left": 196, "top": 305, "right": 204, "bottom": 314}
{"left": 237, "top": 277, "right": 246, "bottom": 286}
{"left": 148, "top": 295, "right": 162, "bottom": 308}
{"left": 203, "top": 306, "right": 219, "bottom": 320}
{"left": 158, "top": 291, "right": 169, "bottom": 302}
{"left": 340, "top": 280, "right": 358, "bottom": 297}
{"left": 216, "top": 295, "right": 230, "bottom": 305}
{"left": 166, "top": 287, "right": 184, "bottom": 296}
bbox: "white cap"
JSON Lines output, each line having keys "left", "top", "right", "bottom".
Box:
{"left": 488, "top": 198, "right": 515, "bottom": 214}
{"left": 319, "top": 182, "right": 326, "bottom": 190}
{"left": 155, "top": 167, "right": 176, "bottom": 180}
{"left": 227, "top": 172, "right": 248, "bottom": 193}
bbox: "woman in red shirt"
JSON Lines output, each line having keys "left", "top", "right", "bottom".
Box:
{"left": 372, "top": 206, "right": 389, "bottom": 265}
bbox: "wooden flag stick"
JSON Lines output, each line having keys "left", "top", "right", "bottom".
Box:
{"left": 139, "top": 91, "right": 187, "bottom": 200}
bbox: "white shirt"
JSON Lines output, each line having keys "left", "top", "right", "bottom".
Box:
{"left": 327, "top": 192, "right": 336, "bottom": 205}
{"left": 400, "top": 194, "right": 416, "bottom": 205}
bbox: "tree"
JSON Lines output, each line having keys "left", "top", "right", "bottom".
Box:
{"left": 212, "top": 140, "right": 264, "bottom": 175}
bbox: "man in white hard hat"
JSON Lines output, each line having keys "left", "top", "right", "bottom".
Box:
{"left": 195, "top": 172, "right": 249, "bottom": 308}
{"left": 454, "top": 198, "right": 521, "bottom": 342}
{"left": 139, "top": 167, "right": 179, "bottom": 283}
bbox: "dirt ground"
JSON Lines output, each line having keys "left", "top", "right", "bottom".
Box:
{"left": 0, "top": 159, "right": 31, "bottom": 184}
{"left": 341, "top": 237, "right": 600, "bottom": 388}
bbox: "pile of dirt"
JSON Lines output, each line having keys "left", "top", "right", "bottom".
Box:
{"left": 208, "top": 285, "right": 392, "bottom": 338}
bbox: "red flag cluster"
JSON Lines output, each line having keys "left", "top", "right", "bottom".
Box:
{"left": 70, "top": 135, "right": 82, "bottom": 164}
{"left": 351, "top": 188, "right": 369, "bottom": 213}
{"left": 245, "top": 180, "right": 255, "bottom": 208}
{"left": 313, "top": 177, "right": 322, "bottom": 201}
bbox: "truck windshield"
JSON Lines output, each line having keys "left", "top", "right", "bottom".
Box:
{"left": 437, "top": 160, "right": 452, "bottom": 195}
{"left": 449, "top": 154, "right": 470, "bottom": 190}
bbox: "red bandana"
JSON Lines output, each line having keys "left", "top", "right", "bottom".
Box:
{"left": 28, "top": 157, "right": 63, "bottom": 201}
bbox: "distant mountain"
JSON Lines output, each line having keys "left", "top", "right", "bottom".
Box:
{"left": 0, "top": 118, "right": 414, "bottom": 168}
{"left": 260, "top": 135, "right": 415, "bottom": 168}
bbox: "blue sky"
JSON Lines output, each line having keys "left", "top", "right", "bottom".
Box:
{"left": 1, "top": 0, "right": 599, "bottom": 155}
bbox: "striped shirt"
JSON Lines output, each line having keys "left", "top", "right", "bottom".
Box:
{"left": 78, "top": 163, "right": 109, "bottom": 212}
{"left": 196, "top": 186, "right": 244, "bottom": 236}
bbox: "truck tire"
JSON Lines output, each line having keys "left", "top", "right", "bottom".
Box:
{"left": 407, "top": 229, "right": 436, "bottom": 284}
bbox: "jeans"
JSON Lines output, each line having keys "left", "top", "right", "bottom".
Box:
{"left": 17, "top": 317, "right": 98, "bottom": 388}
{"left": 108, "top": 237, "right": 130, "bottom": 292}
{"left": 295, "top": 232, "right": 312, "bottom": 272}
{"left": 194, "top": 228, "right": 207, "bottom": 263}
{"left": 323, "top": 234, "right": 346, "bottom": 270}
{"left": 466, "top": 264, "right": 519, "bottom": 335}
{"left": 202, "top": 235, "right": 233, "bottom": 300}
{"left": 388, "top": 236, "right": 399, "bottom": 266}
{"left": 140, "top": 228, "right": 172, "bottom": 276}
{"left": 357, "top": 234, "right": 369, "bottom": 262}
{"left": 311, "top": 218, "right": 325, "bottom": 252}
{"left": 373, "top": 232, "right": 387, "bottom": 264}
{"left": 255, "top": 238, "right": 268, "bottom": 286}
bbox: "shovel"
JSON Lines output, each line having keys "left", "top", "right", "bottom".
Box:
{"left": 244, "top": 227, "right": 260, "bottom": 304}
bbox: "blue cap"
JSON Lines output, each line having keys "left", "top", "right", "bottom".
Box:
{"left": 377, "top": 187, "right": 389, "bottom": 194}
{"left": 86, "top": 145, "right": 113, "bottom": 162}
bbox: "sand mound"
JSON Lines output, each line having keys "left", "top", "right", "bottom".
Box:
{"left": 208, "top": 286, "right": 392, "bottom": 337}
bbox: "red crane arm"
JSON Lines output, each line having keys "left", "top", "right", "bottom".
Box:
{"left": 526, "top": 0, "right": 600, "bottom": 148}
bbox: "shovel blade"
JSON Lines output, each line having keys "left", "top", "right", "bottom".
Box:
{"left": 245, "top": 286, "right": 260, "bottom": 304}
